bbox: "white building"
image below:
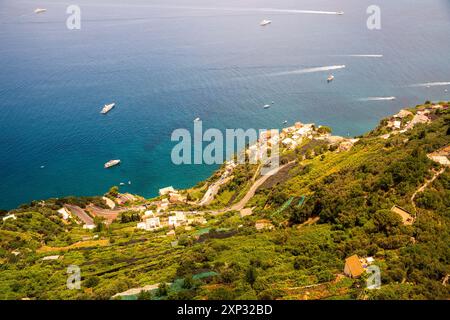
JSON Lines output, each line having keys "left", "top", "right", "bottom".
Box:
{"left": 143, "top": 210, "right": 154, "bottom": 219}
{"left": 159, "top": 186, "right": 176, "bottom": 196}
{"left": 137, "top": 217, "right": 162, "bottom": 231}
{"left": 83, "top": 224, "right": 96, "bottom": 230}
{"left": 42, "top": 255, "right": 60, "bottom": 261}
{"left": 282, "top": 138, "right": 295, "bottom": 146}
{"left": 2, "top": 214, "right": 17, "bottom": 222}
{"left": 168, "top": 216, "right": 178, "bottom": 227}
{"left": 137, "top": 222, "right": 147, "bottom": 230}
{"left": 174, "top": 212, "right": 186, "bottom": 222}
{"left": 297, "top": 127, "right": 312, "bottom": 136}
{"left": 57, "top": 207, "right": 70, "bottom": 220}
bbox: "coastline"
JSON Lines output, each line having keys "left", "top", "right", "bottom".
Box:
{"left": 4, "top": 101, "right": 448, "bottom": 212}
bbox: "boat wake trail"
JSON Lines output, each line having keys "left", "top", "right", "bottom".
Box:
{"left": 336, "top": 54, "right": 383, "bottom": 58}
{"left": 269, "top": 65, "right": 346, "bottom": 77}
{"left": 257, "top": 8, "right": 343, "bottom": 15}
{"left": 408, "top": 82, "right": 450, "bottom": 87}
{"left": 99, "top": 4, "right": 344, "bottom": 15}
{"left": 358, "top": 97, "right": 396, "bottom": 101}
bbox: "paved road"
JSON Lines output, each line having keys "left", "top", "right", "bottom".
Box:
{"left": 199, "top": 176, "right": 232, "bottom": 206}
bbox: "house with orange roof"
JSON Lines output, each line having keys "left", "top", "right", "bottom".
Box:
{"left": 344, "top": 255, "right": 365, "bottom": 278}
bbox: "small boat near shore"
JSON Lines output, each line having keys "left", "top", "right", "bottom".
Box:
{"left": 260, "top": 20, "right": 272, "bottom": 26}
{"left": 104, "top": 159, "right": 121, "bottom": 169}
{"left": 327, "top": 75, "right": 334, "bottom": 83}
{"left": 194, "top": 117, "right": 201, "bottom": 122}
{"left": 34, "top": 8, "right": 47, "bottom": 14}
{"left": 263, "top": 104, "right": 271, "bottom": 109}
{"left": 101, "top": 103, "right": 115, "bottom": 114}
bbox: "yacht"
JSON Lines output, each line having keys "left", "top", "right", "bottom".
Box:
{"left": 120, "top": 182, "right": 125, "bottom": 186}
{"left": 327, "top": 75, "right": 335, "bottom": 83}
{"left": 101, "top": 103, "right": 115, "bottom": 114}
{"left": 260, "top": 20, "right": 272, "bottom": 26}
{"left": 263, "top": 104, "right": 271, "bottom": 109}
{"left": 336, "top": 11, "right": 344, "bottom": 15}
{"left": 194, "top": 117, "right": 201, "bottom": 122}
{"left": 104, "top": 159, "right": 121, "bottom": 169}
{"left": 34, "top": 8, "right": 47, "bottom": 14}
{"left": 283, "top": 120, "right": 288, "bottom": 125}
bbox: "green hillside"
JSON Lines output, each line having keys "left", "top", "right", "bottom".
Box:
{"left": 1, "top": 102, "right": 449, "bottom": 300}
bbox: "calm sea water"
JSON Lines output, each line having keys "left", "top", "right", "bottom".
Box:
{"left": 0, "top": 0, "right": 449, "bottom": 209}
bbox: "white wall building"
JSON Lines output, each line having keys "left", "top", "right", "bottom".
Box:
{"left": 168, "top": 216, "right": 178, "bottom": 227}
{"left": 2, "top": 214, "right": 17, "bottom": 222}
{"left": 159, "top": 186, "right": 176, "bottom": 196}
{"left": 57, "top": 207, "right": 70, "bottom": 220}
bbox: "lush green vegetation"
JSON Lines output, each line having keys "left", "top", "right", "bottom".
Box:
{"left": 0, "top": 103, "right": 448, "bottom": 300}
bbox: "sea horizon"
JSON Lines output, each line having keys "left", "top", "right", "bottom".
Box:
{"left": 1, "top": 0, "right": 450, "bottom": 209}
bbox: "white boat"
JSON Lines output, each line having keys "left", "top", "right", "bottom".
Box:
{"left": 260, "top": 19, "right": 272, "bottom": 26}
{"left": 336, "top": 11, "right": 344, "bottom": 15}
{"left": 104, "top": 159, "right": 121, "bottom": 169}
{"left": 263, "top": 104, "right": 271, "bottom": 109}
{"left": 101, "top": 103, "right": 115, "bottom": 114}
{"left": 327, "top": 75, "right": 335, "bottom": 82}
{"left": 194, "top": 117, "right": 201, "bottom": 122}
{"left": 119, "top": 182, "right": 125, "bottom": 186}
{"left": 283, "top": 120, "right": 288, "bottom": 124}
{"left": 34, "top": 8, "right": 47, "bottom": 14}
{"left": 128, "top": 181, "right": 132, "bottom": 185}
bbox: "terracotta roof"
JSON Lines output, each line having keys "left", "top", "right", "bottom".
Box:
{"left": 345, "top": 255, "right": 364, "bottom": 278}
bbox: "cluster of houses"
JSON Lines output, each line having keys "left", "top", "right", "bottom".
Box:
{"left": 383, "top": 103, "right": 448, "bottom": 139}
{"left": 158, "top": 186, "right": 186, "bottom": 204}
{"left": 246, "top": 122, "right": 315, "bottom": 161}
{"left": 247, "top": 121, "right": 358, "bottom": 161}
{"left": 136, "top": 209, "right": 207, "bottom": 233}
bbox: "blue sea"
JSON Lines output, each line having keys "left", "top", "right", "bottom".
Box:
{"left": 0, "top": 0, "right": 449, "bottom": 209}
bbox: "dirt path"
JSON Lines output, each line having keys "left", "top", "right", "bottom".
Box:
{"left": 411, "top": 167, "right": 445, "bottom": 212}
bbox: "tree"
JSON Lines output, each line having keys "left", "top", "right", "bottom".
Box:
{"left": 108, "top": 186, "right": 119, "bottom": 197}
{"left": 84, "top": 276, "right": 100, "bottom": 288}
{"left": 182, "top": 275, "right": 194, "bottom": 289}
{"left": 372, "top": 209, "right": 402, "bottom": 235}
{"left": 157, "top": 282, "right": 168, "bottom": 297}
{"left": 245, "top": 266, "right": 257, "bottom": 286}
{"left": 94, "top": 217, "right": 106, "bottom": 232}
{"left": 318, "top": 126, "right": 332, "bottom": 134}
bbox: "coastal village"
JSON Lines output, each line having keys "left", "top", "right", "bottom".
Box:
{"left": 1, "top": 102, "right": 449, "bottom": 300}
